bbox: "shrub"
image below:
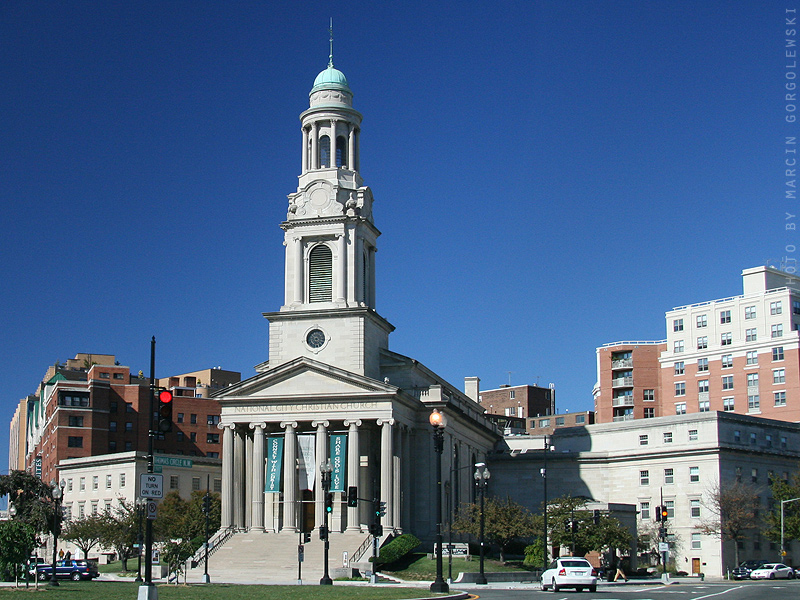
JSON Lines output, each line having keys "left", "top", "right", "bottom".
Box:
{"left": 373, "top": 534, "right": 421, "bottom": 566}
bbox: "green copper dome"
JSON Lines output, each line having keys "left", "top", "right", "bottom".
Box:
{"left": 312, "top": 65, "right": 350, "bottom": 92}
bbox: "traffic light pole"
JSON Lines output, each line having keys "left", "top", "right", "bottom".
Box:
{"left": 138, "top": 337, "right": 157, "bottom": 600}
{"left": 320, "top": 464, "right": 333, "bottom": 586}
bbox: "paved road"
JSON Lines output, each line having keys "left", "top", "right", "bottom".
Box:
{"left": 458, "top": 580, "right": 800, "bottom": 600}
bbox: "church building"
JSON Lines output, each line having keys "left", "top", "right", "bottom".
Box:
{"left": 208, "top": 52, "right": 500, "bottom": 576}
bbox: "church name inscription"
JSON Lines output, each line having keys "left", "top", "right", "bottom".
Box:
{"left": 232, "top": 402, "right": 380, "bottom": 414}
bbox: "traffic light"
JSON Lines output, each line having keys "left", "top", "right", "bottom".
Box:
{"left": 325, "top": 492, "right": 334, "bottom": 513}
{"left": 369, "top": 523, "right": 383, "bottom": 537}
{"left": 202, "top": 494, "right": 211, "bottom": 514}
{"left": 661, "top": 506, "right": 669, "bottom": 521}
{"left": 319, "top": 525, "right": 328, "bottom": 540}
{"left": 655, "top": 506, "right": 662, "bottom": 522}
{"left": 377, "top": 501, "right": 386, "bottom": 519}
{"left": 303, "top": 532, "right": 311, "bottom": 544}
{"left": 593, "top": 510, "right": 600, "bottom": 525}
{"left": 348, "top": 486, "right": 358, "bottom": 507}
{"left": 157, "top": 389, "right": 173, "bottom": 432}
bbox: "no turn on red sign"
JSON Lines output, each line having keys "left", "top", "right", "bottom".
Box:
{"left": 140, "top": 473, "right": 163, "bottom": 498}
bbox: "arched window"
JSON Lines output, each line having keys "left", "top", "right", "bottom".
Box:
{"left": 319, "top": 135, "right": 331, "bottom": 168}
{"left": 308, "top": 244, "right": 332, "bottom": 302}
{"left": 336, "top": 135, "right": 348, "bottom": 168}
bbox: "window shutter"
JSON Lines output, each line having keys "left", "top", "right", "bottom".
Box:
{"left": 309, "top": 245, "right": 332, "bottom": 302}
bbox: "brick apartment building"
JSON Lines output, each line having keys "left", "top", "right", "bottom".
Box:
{"left": 478, "top": 383, "right": 556, "bottom": 434}
{"left": 595, "top": 266, "right": 800, "bottom": 424}
{"left": 21, "top": 353, "right": 239, "bottom": 483}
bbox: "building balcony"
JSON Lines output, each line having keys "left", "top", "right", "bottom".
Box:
{"left": 612, "top": 376, "right": 634, "bottom": 388}
{"left": 612, "top": 396, "right": 635, "bottom": 407}
{"left": 612, "top": 413, "right": 635, "bottom": 422}
{"left": 611, "top": 358, "right": 633, "bottom": 369}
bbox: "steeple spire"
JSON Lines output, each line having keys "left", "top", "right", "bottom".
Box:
{"left": 328, "top": 18, "right": 334, "bottom": 68}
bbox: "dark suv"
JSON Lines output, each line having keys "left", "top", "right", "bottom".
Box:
{"left": 34, "top": 559, "right": 99, "bottom": 581}
{"left": 732, "top": 560, "right": 769, "bottom": 580}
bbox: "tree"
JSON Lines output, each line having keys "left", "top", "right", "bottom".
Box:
{"left": 697, "top": 480, "right": 760, "bottom": 567}
{"left": 61, "top": 513, "right": 105, "bottom": 559}
{"left": 452, "top": 496, "right": 537, "bottom": 562}
{"left": 155, "top": 490, "right": 221, "bottom": 549}
{"left": 0, "top": 471, "right": 56, "bottom": 534}
{"left": 0, "top": 520, "right": 36, "bottom": 583}
{"left": 160, "top": 539, "right": 195, "bottom": 584}
{"left": 765, "top": 469, "right": 800, "bottom": 547}
{"left": 98, "top": 501, "right": 138, "bottom": 571}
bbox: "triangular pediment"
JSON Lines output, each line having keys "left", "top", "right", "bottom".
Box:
{"left": 215, "top": 356, "right": 395, "bottom": 403}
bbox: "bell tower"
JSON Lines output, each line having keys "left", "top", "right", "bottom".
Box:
{"left": 263, "top": 49, "right": 394, "bottom": 379}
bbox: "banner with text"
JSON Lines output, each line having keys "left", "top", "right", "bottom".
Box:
{"left": 297, "top": 434, "right": 316, "bottom": 491}
{"left": 329, "top": 434, "right": 346, "bottom": 492}
{"left": 265, "top": 437, "right": 283, "bottom": 493}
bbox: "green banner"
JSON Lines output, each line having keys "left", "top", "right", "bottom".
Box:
{"left": 329, "top": 434, "right": 346, "bottom": 492}
{"left": 265, "top": 437, "right": 283, "bottom": 493}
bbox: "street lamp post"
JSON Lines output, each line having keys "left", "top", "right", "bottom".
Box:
{"left": 8, "top": 503, "right": 24, "bottom": 587}
{"left": 780, "top": 497, "right": 800, "bottom": 561}
{"left": 540, "top": 436, "right": 554, "bottom": 568}
{"left": 429, "top": 409, "right": 449, "bottom": 594}
{"left": 474, "top": 463, "right": 491, "bottom": 585}
{"left": 49, "top": 479, "right": 65, "bottom": 587}
{"left": 319, "top": 460, "right": 333, "bottom": 586}
{"left": 135, "top": 498, "right": 145, "bottom": 582}
{"left": 202, "top": 475, "right": 211, "bottom": 584}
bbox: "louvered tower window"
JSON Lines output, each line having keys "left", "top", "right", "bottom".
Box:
{"left": 319, "top": 135, "right": 330, "bottom": 168}
{"left": 362, "top": 249, "right": 368, "bottom": 305}
{"left": 309, "top": 244, "right": 333, "bottom": 302}
{"left": 336, "top": 136, "right": 347, "bottom": 167}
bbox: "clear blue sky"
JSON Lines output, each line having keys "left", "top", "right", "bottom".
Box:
{"left": 0, "top": 1, "right": 790, "bottom": 469}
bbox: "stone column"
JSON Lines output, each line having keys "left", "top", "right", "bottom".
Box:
{"left": 348, "top": 124, "right": 355, "bottom": 170}
{"left": 331, "top": 119, "right": 338, "bottom": 167}
{"left": 281, "top": 421, "right": 298, "bottom": 533}
{"left": 250, "top": 423, "right": 266, "bottom": 531}
{"left": 234, "top": 427, "right": 245, "bottom": 530}
{"left": 354, "top": 128, "right": 360, "bottom": 172}
{"left": 377, "top": 419, "right": 394, "bottom": 529}
{"left": 336, "top": 234, "right": 346, "bottom": 303}
{"left": 301, "top": 126, "right": 309, "bottom": 173}
{"left": 344, "top": 419, "right": 361, "bottom": 531}
{"left": 313, "top": 420, "right": 329, "bottom": 528}
{"left": 393, "top": 425, "right": 401, "bottom": 531}
{"left": 311, "top": 122, "right": 319, "bottom": 169}
{"left": 220, "top": 423, "right": 235, "bottom": 529}
{"left": 293, "top": 236, "right": 303, "bottom": 304}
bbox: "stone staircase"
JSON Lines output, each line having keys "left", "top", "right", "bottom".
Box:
{"left": 185, "top": 530, "right": 372, "bottom": 584}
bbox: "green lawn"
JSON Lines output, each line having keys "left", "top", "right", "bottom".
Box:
{"left": 382, "top": 553, "right": 532, "bottom": 581}
{"left": 0, "top": 582, "right": 443, "bottom": 599}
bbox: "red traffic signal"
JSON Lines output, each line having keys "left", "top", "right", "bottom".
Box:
{"left": 157, "top": 389, "right": 173, "bottom": 432}
{"left": 159, "top": 390, "right": 173, "bottom": 404}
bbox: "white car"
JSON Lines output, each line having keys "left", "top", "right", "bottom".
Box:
{"left": 750, "top": 563, "right": 795, "bottom": 580}
{"left": 540, "top": 557, "right": 598, "bottom": 592}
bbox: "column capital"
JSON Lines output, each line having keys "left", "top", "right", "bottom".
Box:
{"left": 344, "top": 419, "right": 362, "bottom": 428}
{"left": 249, "top": 422, "right": 267, "bottom": 431}
{"left": 376, "top": 418, "right": 395, "bottom": 427}
{"left": 312, "top": 420, "right": 330, "bottom": 428}
{"left": 218, "top": 422, "right": 236, "bottom": 431}
{"left": 280, "top": 421, "right": 298, "bottom": 430}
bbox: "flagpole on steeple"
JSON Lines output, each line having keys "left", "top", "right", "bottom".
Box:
{"left": 328, "top": 18, "right": 334, "bottom": 68}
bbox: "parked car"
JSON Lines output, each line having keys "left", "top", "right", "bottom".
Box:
{"left": 732, "top": 559, "right": 769, "bottom": 580}
{"left": 750, "top": 563, "right": 795, "bottom": 580}
{"left": 540, "top": 557, "right": 598, "bottom": 593}
{"left": 33, "top": 559, "right": 99, "bottom": 581}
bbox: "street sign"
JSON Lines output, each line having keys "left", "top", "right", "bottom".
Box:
{"left": 658, "top": 542, "right": 669, "bottom": 552}
{"left": 146, "top": 501, "right": 157, "bottom": 520}
{"left": 154, "top": 456, "right": 193, "bottom": 469}
{"left": 298, "top": 545, "right": 304, "bottom": 563}
{"left": 140, "top": 473, "right": 164, "bottom": 498}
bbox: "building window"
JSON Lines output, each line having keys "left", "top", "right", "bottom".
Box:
{"left": 176, "top": 431, "right": 184, "bottom": 441}
{"left": 690, "top": 533, "right": 701, "bottom": 549}
{"left": 774, "top": 368, "right": 786, "bottom": 384}
{"left": 78, "top": 503, "right": 85, "bottom": 518}
{"left": 308, "top": 244, "right": 333, "bottom": 302}
{"left": 734, "top": 430, "right": 741, "bottom": 443}
{"left": 644, "top": 407, "right": 655, "bottom": 418}
{"left": 66, "top": 479, "right": 73, "bottom": 492}
{"left": 665, "top": 468, "right": 674, "bottom": 484}
{"left": 177, "top": 413, "right": 184, "bottom": 423}
{"left": 120, "top": 473, "right": 126, "bottom": 487}
{"left": 644, "top": 389, "right": 655, "bottom": 401}
{"left": 190, "top": 432, "right": 197, "bottom": 442}
{"left": 690, "top": 466, "right": 700, "bottom": 482}
{"left": 766, "top": 434, "right": 773, "bottom": 447}
{"left": 698, "top": 379, "right": 709, "bottom": 393}
{"left": 748, "top": 395, "right": 760, "bottom": 411}
{"left": 109, "top": 421, "right": 117, "bottom": 432}
{"left": 697, "top": 336, "right": 708, "bottom": 350}
{"left": 640, "top": 470, "right": 650, "bottom": 485}
{"left": 105, "top": 475, "right": 112, "bottom": 489}
{"left": 664, "top": 432, "right": 673, "bottom": 443}
{"left": 772, "top": 324, "right": 784, "bottom": 338}
{"left": 674, "top": 341, "right": 684, "bottom": 353}
{"left": 68, "top": 416, "right": 84, "bottom": 427}
{"left": 697, "top": 358, "right": 709, "bottom": 372}
{"left": 675, "top": 402, "right": 686, "bottom": 415}
{"left": 781, "top": 436, "right": 788, "bottom": 448}
{"left": 125, "top": 402, "right": 133, "bottom": 413}
{"left": 318, "top": 134, "right": 330, "bottom": 167}
{"left": 746, "top": 328, "right": 757, "bottom": 342}
{"left": 665, "top": 501, "right": 674, "bottom": 519}
{"left": 674, "top": 361, "right": 685, "bottom": 375}
{"left": 68, "top": 436, "right": 83, "bottom": 448}
{"left": 125, "top": 422, "right": 133, "bottom": 432}
{"left": 207, "top": 451, "right": 220, "bottom": 458}
{"left": 775, "top": 391, "right": 787, "bottom": 406}
{"left": 689, "top": 429, "right": 698, "bottom": 441}
{"left": 555, "top": 417, "right": 565, "bottom": 426}
{"left": 723, "top": 397, "right": 735, "bottom": 411}
{"left": 109, "top": 401, "right": 118, "bottom": 412}
{"left": 190, "top": 414, "right": 197, "bottom": 424}
{"left": 699, "top": 400, "right": 710, "bottom": 412}
{"left": 639, "top": 435, "right": 649, "bottom": 446}
{"left": 192, "top": 477, "right": 200, "bottom": 491}
{"left": 751, "top": 468, "right": 758, "bottom": 483}
{"left": 575, "top": 414, "right": 586, "bottom": 424}
{"left": 125, "top": 441, "right": 133, "bottom": 451}
{"left": 721, "top": 332, "right": 732, "bottom": 346}
{"left": 675, "top": 382, "right": 686, "bottom": 396}
{"left": 213, "top": 479, "right": 222, "bottom": 493}
{"left": 745, "top": 306, "right": 757, "bottom": 319}
{"left": 79, "top": 477, "right": 85, "bottom": 491}
{"left": 92, "top": 476, "right": 98, "bottom": 490}
{"left": 207, "top": 433, "right": 220, "bottom": 444}
{"left": 722, "top": 376, "right": 734, "bottom": 390}
{"left": 774, "top": 346, "right": 785, "bottom": 361}
{"left": 722, "top": 354, "right": 733, "bottom": 368}
{"left": 746, "top": 351, "right": 758, "bottom": 365}
{"left": 674, "top": 319, "right": 684, "bottom": 332}
{"left": 641, "top": 502, "right": 650, "bottom": 520}
{"left": 170, "top": 475, "right": 179, "bottom": 490}
{"left": 750, "top": 432, "right": 758, "bottom": 445}
{"left": 720, "top": 310, "right": 731, "bottom": 324}
{"left": 509, "top": 390, "right": 515, "bottom": 400}
{"left": 771, "top": 300, "right": 783, "bottom": 315}
{"left": 690, "top": 499, "right": 701, "bottom": 518}
{"left": 696, "top": 315, "right": 708, "bottom": 328}
{"left": 747, "top": 373, "right": 759, "bottom": 387}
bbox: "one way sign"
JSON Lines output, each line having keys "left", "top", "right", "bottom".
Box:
{"left": 140, "top": 474, "right": 163, "bottom": 498}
